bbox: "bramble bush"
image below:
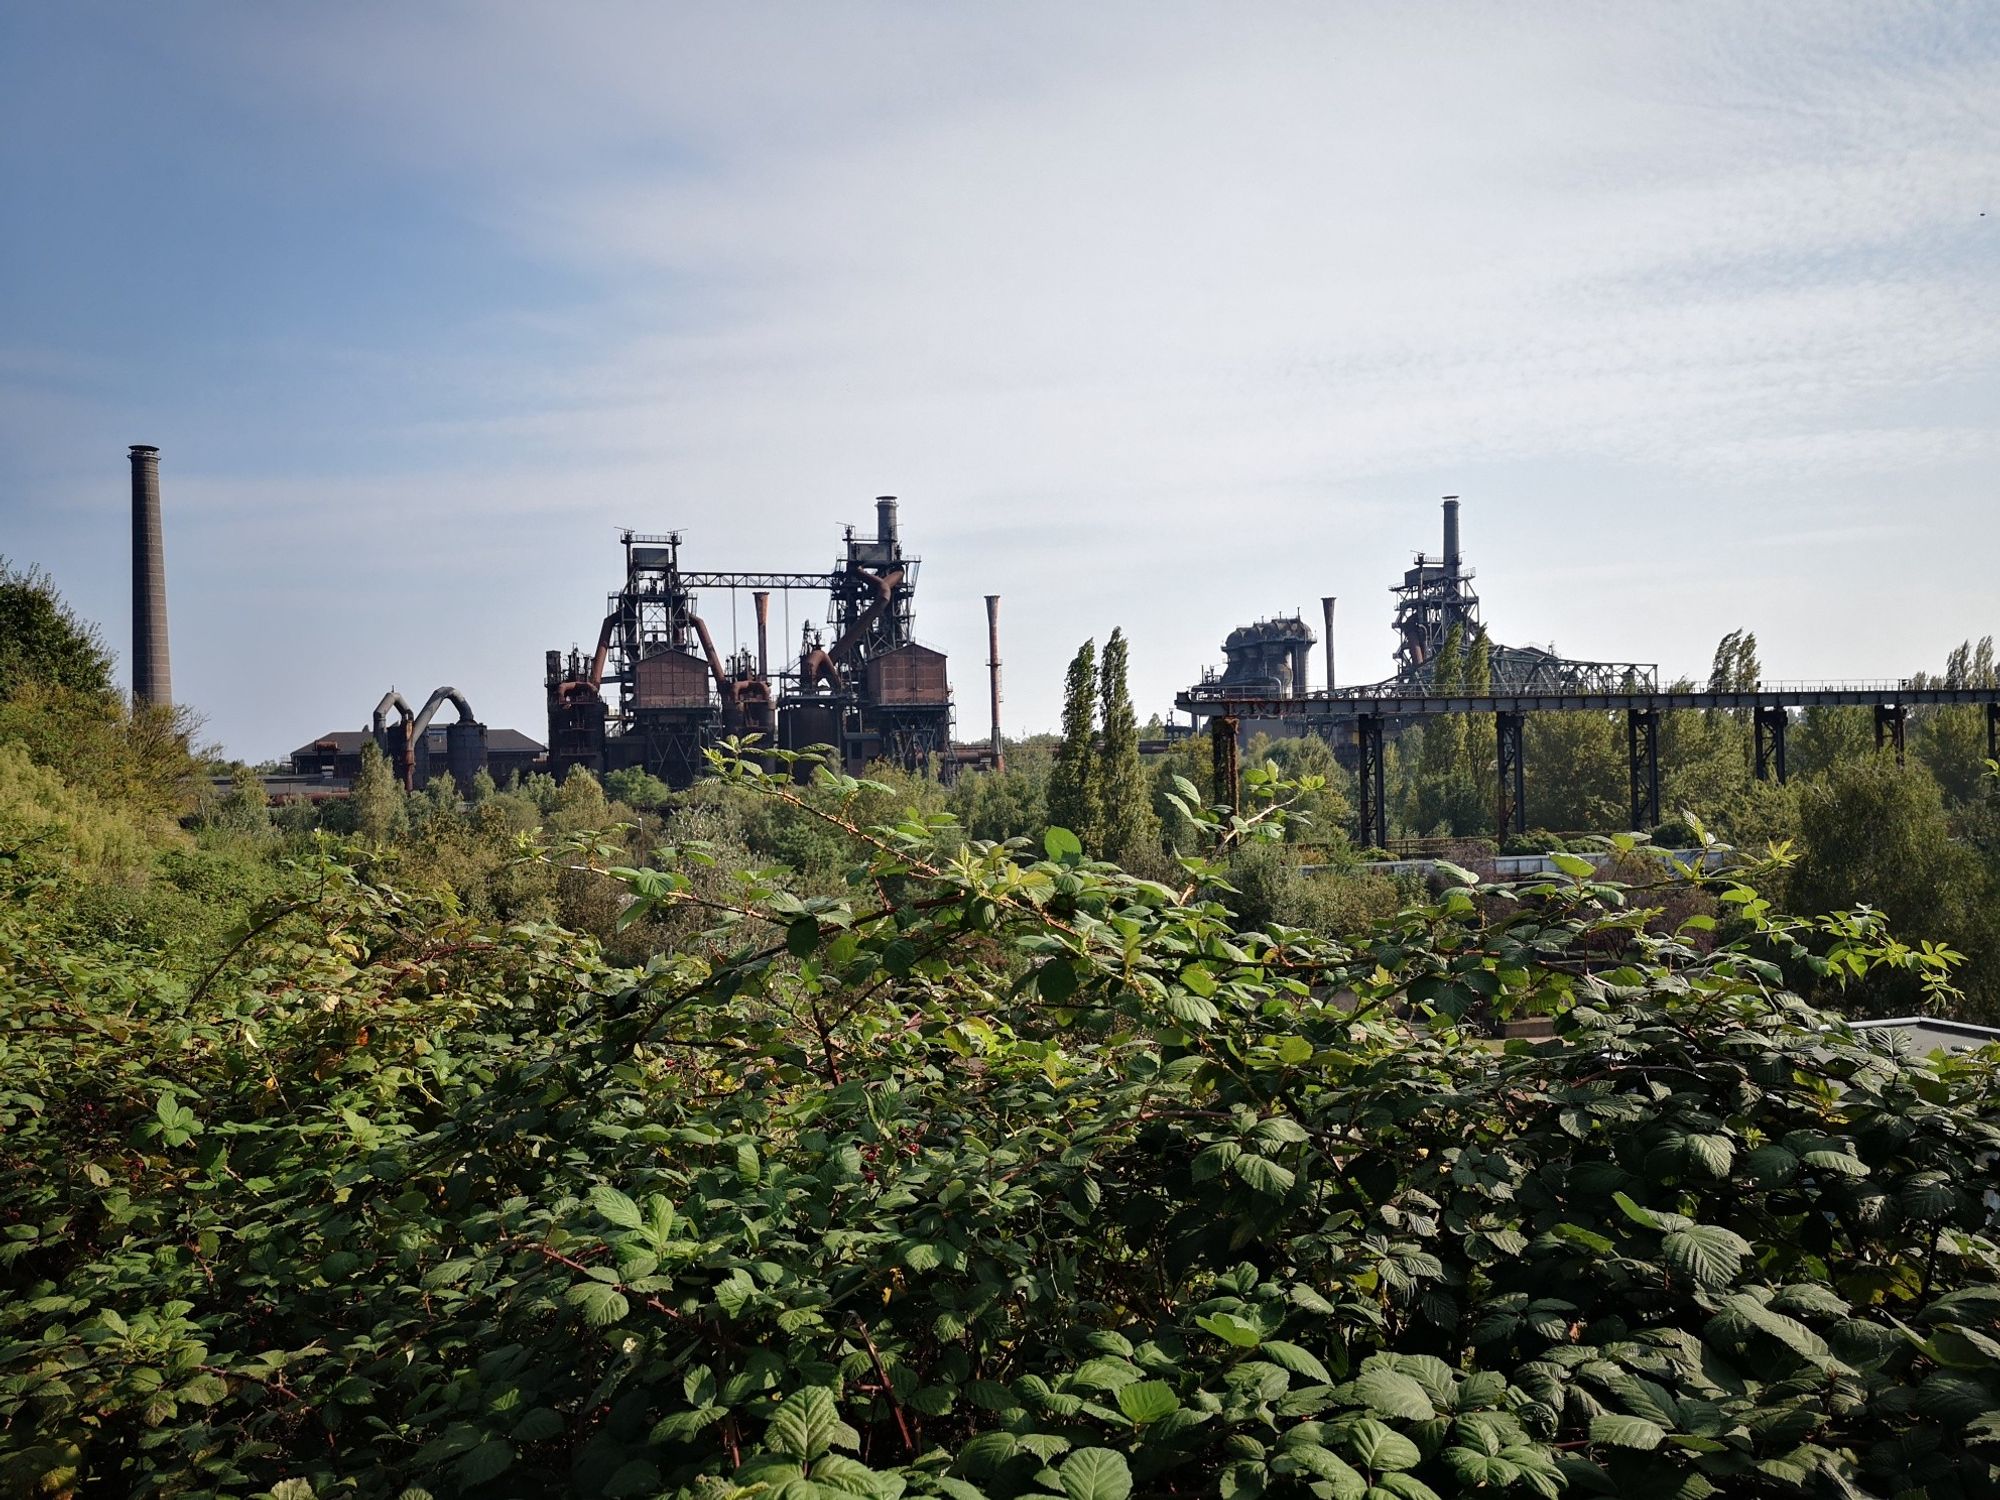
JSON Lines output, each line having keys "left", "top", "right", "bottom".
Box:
{"left": 2, "top": 748, "right": 1997, "bottom": 1498}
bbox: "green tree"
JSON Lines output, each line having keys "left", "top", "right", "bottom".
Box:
{"left": 1914, "top": 636, "right": 1998, "bottom": 808}
{"left": 1790, "top": 704, "right": 1874, "bottom": 781}
{"left": 350, "top": 739, "right": 407, "bottom": 844}
{"left": 1524, "top": 710, "right": 1624, "bottom": 831}
{"left": 1789, "top": 756, "right": 1998, "bottom": 1020}
{"left": 1095, "top": 629, "right": 1159, "bottom": 868}
{"left": 0, "top": 559, "right": 114, "bottom": 701}
{"left": 605, "top": 766, "right": 673, "bottom": 813}
{"left": 198, "top": 764, "right": 270, "bottom": 835}
{"left": 1047, "top": 638, "right": 1102, "bottom": 849}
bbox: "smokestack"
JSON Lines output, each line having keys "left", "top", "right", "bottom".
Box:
{"left": 752, "top": 591, "right": 771, "bottom": 679}
{"left": 129, "top": 445, "right": 171, "bottom": 707}
{"left": 1442, "top": 495, "right": 1461, "bottom": 573}
{"left": 985, "top": 594, "right": 1004, "bottom": 771}
{"left": 875, "top": 495, "right": 899, "bottom": 549}
{"left": 1321, "top": 596, "right": 1336, "bottom": 693}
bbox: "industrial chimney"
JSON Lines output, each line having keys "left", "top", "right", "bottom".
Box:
{"left": 875, "top": 495, "right": 899, "bottom": 550}
{"left": 1321, "top": 596, "right": 1336, "bottom": 693}
{"left": 1442, "top": 496, "right": 1461, "bottom": 574}
{"left": 985, "top": 594, "right": 1004, "bottom": 772}
{"left": 752, "top": 591, "right": 771, "bottom": 680}
{"left": 129, "top": 445, "right": 171, "bottom": 707}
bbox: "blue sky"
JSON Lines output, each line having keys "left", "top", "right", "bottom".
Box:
{"left": 3, "top": 2, "right": 1996, "bottom": 759}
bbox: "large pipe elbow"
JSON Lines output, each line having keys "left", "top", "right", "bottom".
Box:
{"left": 372, "top": 691, "right": 415, "bottom": 733}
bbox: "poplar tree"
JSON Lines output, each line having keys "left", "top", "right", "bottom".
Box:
{"left": 351, "top": 739, "right": 407, "bottom": 844}
{"left": 1047, "top": 639, "right": 1101, "bottom": 849}
{"left": 1096, "top": 628, "right": 1160, "bottom": 866}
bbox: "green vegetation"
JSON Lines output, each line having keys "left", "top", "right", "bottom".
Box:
{"left": 3, "top": 568, "right": 1999, "bottom": 1497}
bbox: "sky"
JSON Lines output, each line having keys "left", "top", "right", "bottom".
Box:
{"left": 2, "top": 2, "right": 1996, "bottom": 761}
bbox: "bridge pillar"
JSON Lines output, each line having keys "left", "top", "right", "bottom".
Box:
{"left": 1210, "top": 714, "right": 1240, "bottom": 816}
{"left": 1626, "top": 708, "right": 1660, "bottom": 830}
{"left": 1496, "top": 711, "right": 1527, "bottom": 838}
{"left": 1989, "top": 703, "right": 1998, "bottom": 764}
{"left": 1753, "top": 706, "right": 1789, "bottom": 783}
{"left": 1874, "top": 703, "right": 1907, "bottom": 767}
{"left": 1355, "top": 714, "right": 1386, "bottom": 849}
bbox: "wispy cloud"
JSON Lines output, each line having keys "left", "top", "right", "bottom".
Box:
{"left": 3, "top": 2, "right": 1995, "bottom": 754}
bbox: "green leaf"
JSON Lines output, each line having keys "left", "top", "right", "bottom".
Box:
{"left": 1058, "top": 1448, "right": 1132, "bottom": 1500}
{"left": 1262, "top": 1341, "right": 1332, "bottom": 1383}
{"left": 1196, "top": 1312, "right": 1265, "bottom": 1348}
{"left": 1352, "top": 1367, "right": 1436, "bottom": 1422}
{"left": 453, "top": 1439, "right": 515, "bottom": 1485}
{"left": 787, "top": 916, "right": 820, "bottom": 959}
{"left": 1230, "top": 1153, "right": 1296, "bottom": 1197}
{"left": 565, "top": 1281, "right": 629, "bottom": 1327}
{"left": 269, "top": 1483, "right": 317, "bottom": 1500}
{"left": 1683, "top": 1133, "right": 1735, "bottom": 1178}
{"left": 767, "top": 1387, "right": 858, "bottom": 1462}
{"left": 1589, "top": 1414, "right": 1665, "bottom": 1450}
{"left": 1038, "top": 957, "right": 1079, "bottom": 1001}
{"left": 1611, "top": 1191, "right": 1661, "bottom": 1230}
{"left": 1044, "top": 827, "right": 1084, "bottom": 861}
{"left": 1550, "top": 852, "right": 1595, "bottom": 879}
{"left": 590, "top": 1183, "right": 644, "bottom": 1230}
{"left": 1116, "top": 1380, "right": 1181, "bottom": 1424}
{"left": 1661, "top": 1224, "right": 1751, "bottom": 1287}
{"left": 1286, "top": 1444, "right": 1368, "bottom": 1499}
{"left": 1345, "top": 1418, "right": 1421, "bottom": 1471}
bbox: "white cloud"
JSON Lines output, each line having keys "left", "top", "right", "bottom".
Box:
{"left": 8, "top": 2, "right": 1998, "bottom": 754}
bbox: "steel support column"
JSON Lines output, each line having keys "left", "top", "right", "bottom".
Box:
{"left": 1355, "top": 713, "right": 1387, "bottom": 849}
{"left": 1211, "top": 714, "right": 1241, "bottom": 816}
{"left": 1875, "top": 703, "right": 1907, "bottom": 767}
{"left": 1626, "top": 707, "right": 1660, "bottom": 830}
{"left": 1988, "top": 702, "right": 1998, "bottom": 764}
{"left": 1496, "top": 711, "right": 1527, "bottom": 838}
{"left": 1753, "top": 705, "right": 1789, "bottom": 783}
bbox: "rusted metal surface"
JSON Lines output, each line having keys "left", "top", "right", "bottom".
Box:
{"left": 868, "top": 642, "right": 948, "bottom": 704}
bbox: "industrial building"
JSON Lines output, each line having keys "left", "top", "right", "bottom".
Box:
{"left": 1187, "top": 497, "right": 1655, "bottom": 713}
{"left": 545, "top": 500, "right": 968, "bottom": 785}
{"left": 289, "top": 724, "right": 543, "bottom": 786}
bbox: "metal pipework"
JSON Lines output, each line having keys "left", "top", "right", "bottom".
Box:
{"left": 753, "top": 591, "right": 771, "bottom": 680}
{"left": 1321, "top": 596, "right": 1336, "bottom": 692}
{"left": 1442, "top": 496, "right": 1461, "bottom": 574}
{"left": 875, "top": 495, "right": 899, "bottom": 549}
{"left": 985, "top": 594, "right": 1004, "bottom": 771}
{"left": 129, "top": 445, "right": 171, "bottom": 707}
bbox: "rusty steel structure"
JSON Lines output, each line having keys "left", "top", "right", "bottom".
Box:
{"left": 1189, "top": 498, "right": 1654, "bottom": 706}
{"left": 546, "top": 499, "right": 954, "bottom": 785}
{"left": 1176, "top": 496, "right": 2000, "bottom": 845}
{"left": 370, "top": 686, "right": 488, "bottom": 790}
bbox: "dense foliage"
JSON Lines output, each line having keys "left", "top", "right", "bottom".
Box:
{"left": 4, "top": 744, "right": 1998, "bottom": 1499}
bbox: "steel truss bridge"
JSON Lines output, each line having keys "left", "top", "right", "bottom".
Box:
{"left": 1175, "top": 683, "right": 2000, "bottom": 848}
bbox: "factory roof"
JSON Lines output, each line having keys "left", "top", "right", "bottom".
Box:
{"left": 293, "top": 728, "right": 545, "bottom": 757}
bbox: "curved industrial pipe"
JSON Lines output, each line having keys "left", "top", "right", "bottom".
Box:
{"left": 799, "top": 647, "right": 847, "bottom": 694}
{"left": 588, "top": 612, "right": 618, "bottom": 690}
{"left": 689, "top": 614, "right": 731, "bottom": 699}
{"left": 826, "top": 566, "right": 905, "bottom": 667}
{"left": 371, "top": 691, "right": 415, "bottom": 735}
{"left": 411, "top": 686, "right": 475, "bottom": 736}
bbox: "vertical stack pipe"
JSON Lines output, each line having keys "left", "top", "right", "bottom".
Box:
{"left": 1442, "top": 495, "right": 1461, "bottom": 574}
{"left": 875, "top": 495, "right": 899, "bottom": 549}
{"left": 752, "top": 591, "right": 771, "bottom": 680}
{"left": 1321, "top": 596, "right": 1336, "bottom": 693}
{"left": 985, "top": 594, "right": 1004, "bottom": 771}
{"left": 129, "top": 444, "right": 171, "bottom": 707}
